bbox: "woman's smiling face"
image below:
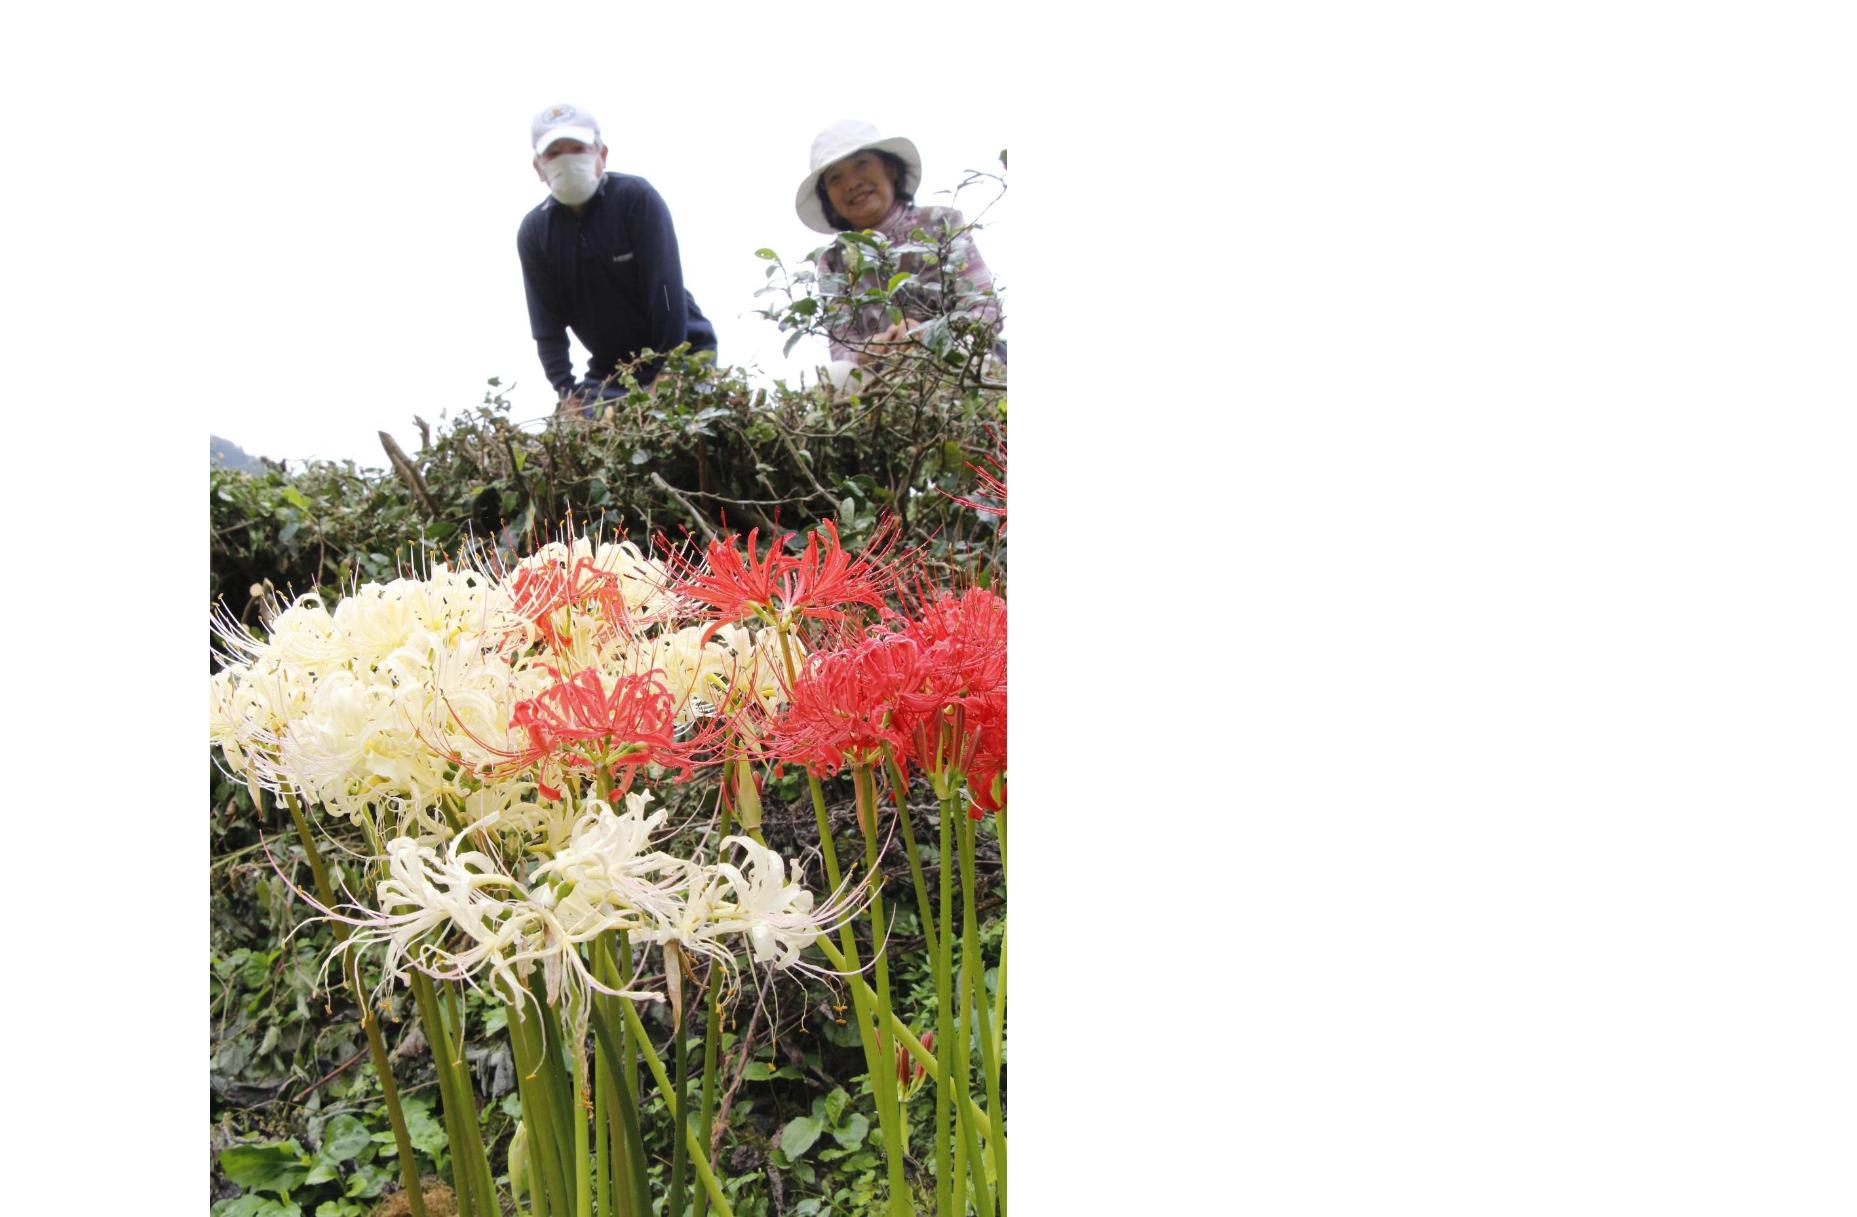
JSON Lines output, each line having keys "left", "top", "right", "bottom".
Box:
{"left": 823, "top": 152, "right": 896, "bottom": 230}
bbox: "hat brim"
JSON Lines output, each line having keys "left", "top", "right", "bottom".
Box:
{"left": 534, "top": 125, "right": 601, "bottom": 157}
{"left": 794, "top": 135, "right": 922, "bottom": 234}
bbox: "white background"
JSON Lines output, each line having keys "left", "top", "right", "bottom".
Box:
{"left": 167, "top": 16, "right": 1012, "bottom": 467}
{"left": 10, "top": 3, "right": 1857, "bottom": 1214}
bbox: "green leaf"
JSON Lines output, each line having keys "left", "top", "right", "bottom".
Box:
{"left": 831, "top": 1111, "right": 870, "bottom": 1150}
{"left": 214, "top": 1197, "right": 302, "bottom": 1217}
{"left": 316, "top": 1201, "right": 367, "bottom": 1217}
{"left": 219, "top": 1140, "right": 311, "bottom": 1194}
{"left": 754, "top": 248, "right": 778, "bottom": 260}
{"left": 885, "top": 271, "right": 914, "bottom": 295}
{"left": 321, "top": 1113, "right": 373, "bottom": 1162}
{"left": 783, "top": 331, "right": 804, "bottom": 358}
{"left": 399, "top": 1095, "right": 449, "bottom": 1157}
{"left": 779, "top": 1115, "right": 824, "bottom": 1159}
{"left": 822, "top": 1087, "right": 848, "bottom": 1126}
{"left": 343, "top": 1161, "right": 391, "bottom": 1199}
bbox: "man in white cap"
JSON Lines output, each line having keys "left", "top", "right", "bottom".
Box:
{"left": 518, "top": 103, "right": 717, "bottom": 413}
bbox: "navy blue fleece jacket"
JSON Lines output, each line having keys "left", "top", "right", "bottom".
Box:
{"left": 517, "top": 172, "right": 717, "bottom": 392}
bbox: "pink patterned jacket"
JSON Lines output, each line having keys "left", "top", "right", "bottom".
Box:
{"left": 818, "top": 202, "right": 1001, "bottom": 363}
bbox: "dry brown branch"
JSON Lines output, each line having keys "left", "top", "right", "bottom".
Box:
{"left": 379, "top": 431, "right": 439, "bottom": 518}
{"left": 649, "top": 472, "right": 719, "bottom": 543}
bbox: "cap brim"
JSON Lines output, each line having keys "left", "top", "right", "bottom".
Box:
{"left": 534, "top": 125, "right": 601, "bottom": 156}
{"left": 794, "top": 136, "right": 922, "bottom": 233}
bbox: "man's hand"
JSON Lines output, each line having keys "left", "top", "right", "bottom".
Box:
{"left": 555, "top": 389, "right": 586, "bottom": 417}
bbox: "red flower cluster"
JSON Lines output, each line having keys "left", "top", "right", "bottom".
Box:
{"left": 901, "top": 588, "right": 1007, "bottom": 815}
{"left": 768, "top": 587, "right": 1006, "bottom": 815}
{"left": 770, "top": 634, "right": 926, "bottom": 775}
{"left": 505, "top": 670, "right": 684, "bottom": 799}
{"left": 662, "top": 519, "right": 899, "bottom": 629}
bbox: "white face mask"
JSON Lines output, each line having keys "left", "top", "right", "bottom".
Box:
{"left": 543, "top": 153, "right": 602, "bottom": 205}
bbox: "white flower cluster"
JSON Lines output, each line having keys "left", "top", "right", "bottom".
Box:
{"left": 211, "top": 566, "right": 531, "bottom": 828}
{"left": 210, "top": 539, "right": 835, "bottom": 1010}
{"left": 337, "top": 793, "right": 853, "bottom": 1012}
{"left": 209, "top": 548, "right": 793, "bottom": 833}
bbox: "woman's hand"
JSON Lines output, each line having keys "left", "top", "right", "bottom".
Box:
{"left": 856, "top": 320, "right": 913, "bottom": 365}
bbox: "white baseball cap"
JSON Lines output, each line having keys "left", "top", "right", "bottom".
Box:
{"left": 794, "top": 119, "right": 922, "bottom": 233}
{"left": 531, "top": 103, "right": 602, "bottom": 156}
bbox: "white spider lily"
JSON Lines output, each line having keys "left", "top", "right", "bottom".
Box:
{"left": 530, "top": 793, "right": 689, "bottom": 932}
{"left": 709, "top": 835, "right": 833, "bottom": 967}
{"left": 333, "top": 829, "right": 662, "bottom": 1015}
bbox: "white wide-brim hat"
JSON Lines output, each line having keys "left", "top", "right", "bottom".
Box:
{"left": 794, "top": 119, "right": 922, "bottom": 234}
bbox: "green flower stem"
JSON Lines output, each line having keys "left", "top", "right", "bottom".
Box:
{"left": 593, "top": 934, "right": 649, "bottom": 1217}
{"left": 961, "top": 813, "right": 1007, "bottom": 1216}
{"left": 593, "top": 1053, "right": 611, "bottom": 1217}
{"left": 279, "top": 791, "right": 427, "bottom": 1217}
{"left": 949, "top": 1104, "right": 968, "bottom": 1217}
{"left": 693, "top": 805, "right": 733, "bottom": 1217}
{"left": 944, "top": 789, "right": 991, "bottom": 1217}
{"left": 991, "top": 929, "right": 1007, "bottom": 1073}
{"left": 933, "top": 787, "right": 956, "bottom": 1217}
{"left": 514, "top": 1071, "right": 556, "bottom": 1217}
{"left": 441, "top": 980, "right": 501, "bottom": 1216}
{"left": 884, "top": 753, "right": 941, "bottom": 962}
{"left": 667, "top": 958, "right": 689, "bottom": 1217}
{"left": 507, "top": 994, "right": 571, "bottom": 1217}
{"left": 803, "top": 769, "right": 848, "bottom": 894}
{"left": 525, "top": 1124, "right": 547, "bottom": 1217}
{"left": 409, "top": 972, "right": 477, "bottom": 1217}
{"left": 803, "top": 771, "right": 892, "bottom": 1130}
{"left": 991, "top": 807, "right": 1007, "bottom": 1068}
{"left": 854, "top": 764, "right": 913, "bottom": 1217}
{"left": 538, "top": 992, "right": 580, "bottom": 1187}
{"left": 612, "top": 931, "right": 647, "bottom": 1217}
{"left": 952, "top": 931, "right": 993, "bottom": 1217}
{"left": 811, "top": 935, "right": 994, "bottom": 1142}
{"left": 572, "top": 1038, "right": 592, "bottom": 1217}
{"left": 598, "top": 997, "right": 736, "bottom": 1217}
{"left": 591, "top": 1039, "right": 648, "bottom": 1217}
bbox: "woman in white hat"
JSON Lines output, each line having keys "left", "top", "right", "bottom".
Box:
{"left": 795, "top": 120, "right": 1001, "bottom": 369}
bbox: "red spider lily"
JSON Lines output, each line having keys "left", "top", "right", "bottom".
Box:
{"left": 782, "top": 517, "right": 900, "bottom": 624}
{"left": 660, "top": 518, "right": 900, "bottom": 631}
{"left": 899, "top": 587, "right": 1006, "bottom": 703}
{"left": 505, "top": 559, "right": 629, "bottom": 651}
{"left": 468, "top": 669, "right": 687, "bottom": 800}
{"left": 887, "top": 588, "right": 1007, "bottom": 787}
{"left": 964, "top": 701, "right": 1007, "bottom": 817}
{"left": 940, "top": 432, "right": 1006, "bottom": 534}
{"left": 660, "top": 527, "right": 794, "bottom": 627}
{"left": 767, "top": 633, "right": 924, "bottom": 776}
